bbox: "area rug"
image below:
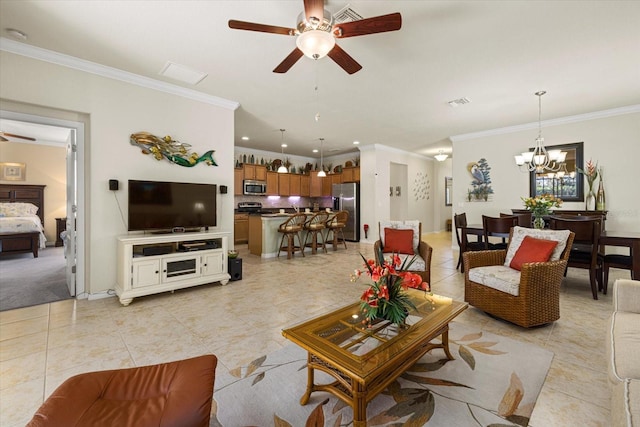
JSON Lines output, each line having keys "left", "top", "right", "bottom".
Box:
{"left": 211, "top": 322, "right": 553, "bottom": 427}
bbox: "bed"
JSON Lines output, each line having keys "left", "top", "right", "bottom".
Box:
{"left": 0, "top": 184, "right": 46, "bottom": 258}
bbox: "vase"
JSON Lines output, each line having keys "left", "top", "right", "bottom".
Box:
{"left": 585, "top": 188, "right": 596, "bottom": 211}
{"left": 533, "top": 216, "right": 545, "bottom": 230}
{"left": 596, "top": 169, "right": 606, "bottom": 211}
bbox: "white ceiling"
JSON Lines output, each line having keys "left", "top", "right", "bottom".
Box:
{"left": 1, "top": 1, "right": 639, "bottom": 159}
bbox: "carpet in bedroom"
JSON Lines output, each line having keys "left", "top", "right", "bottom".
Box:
{"left": 0, "top": 246, "right": 70, "bottom": 311}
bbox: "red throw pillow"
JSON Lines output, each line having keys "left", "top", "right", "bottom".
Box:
{"left": 509, "top": 236, "right": 558, "bottom": 271}
{"left": 383, "top": 228, "right": 414, "bottom": 255}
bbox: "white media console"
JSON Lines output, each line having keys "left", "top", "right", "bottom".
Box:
{"left": 115, "top": 231, "right": 230, "bottom": 306}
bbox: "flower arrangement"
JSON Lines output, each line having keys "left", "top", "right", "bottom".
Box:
{"left": 577, "top": 159, "right": 598, "bottom": 192}
{"left": 522, "top": 193, "right": 563, "bottom": 217}
{"left": 350, "top": 248, "right": 429, "bottom": 327}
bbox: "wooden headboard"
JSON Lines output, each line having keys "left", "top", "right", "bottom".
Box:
{"left": 0, "top": 184, "right": 46, "bottom": 226}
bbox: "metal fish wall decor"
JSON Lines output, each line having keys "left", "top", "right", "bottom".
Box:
{"left": 130, "top": 132, "right": 218, "bottom": 167}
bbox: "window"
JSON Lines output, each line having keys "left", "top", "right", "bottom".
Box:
{"left": 529, "top": 142, "right": 584, "bottom": 202}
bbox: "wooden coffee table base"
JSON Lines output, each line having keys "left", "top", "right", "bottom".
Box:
{"left": 301, "top": 325, "right": 453, "bottom": 426}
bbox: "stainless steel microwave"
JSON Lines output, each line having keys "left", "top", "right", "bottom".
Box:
{"left": 243, "top": 180, "right": 267, "bottom": 195}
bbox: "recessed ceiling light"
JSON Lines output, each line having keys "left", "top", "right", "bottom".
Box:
{"left": 159, "top": 61, "right": 208, "bottom": 85}
{"left": 6, "top": 28, "right": 27, "bottom": 41}
{"left": 353, "top": 141, "right": 360, "bottom": 145}
{"left": 281, "top": 144, "right": 287, "bottom": 148}
{"left": 312, "top": 149, "right": 318, "bottom": 153}
{"left": 241, "top": 136, "right": 249, "bottom": 141}
{"left": 447, "top": 97, "right": 471, "bottom": 108}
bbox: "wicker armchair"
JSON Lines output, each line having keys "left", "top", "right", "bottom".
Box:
{"left": 463, "top": 228, "right": 575, "bottom": 328}
{"left": 374, "top": 221, "right": 433, "bottom": 285}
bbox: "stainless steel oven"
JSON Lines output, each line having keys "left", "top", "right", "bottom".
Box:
{"left": 243, "top": 180, "right": 267, "bottom": 195}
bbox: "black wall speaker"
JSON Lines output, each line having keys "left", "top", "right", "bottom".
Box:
{"left": 109, "top": 179, "right": 119, "bottom": 191}
{"left": 220, "top": 185, "right": 228, "bottom": 194}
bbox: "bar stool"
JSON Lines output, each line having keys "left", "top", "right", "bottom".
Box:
{"left": 303, "top": 211, "right": 329, "bottom": 254}
{"left": 277, "top": 213, "right": 306, "bottom": 259}
{"left": 324, "top": 210, "right": 348, "bottom": 250}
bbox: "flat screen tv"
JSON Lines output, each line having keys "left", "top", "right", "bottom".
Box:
{"left": 128, "top": 180, "right": 216, "bottom": 232}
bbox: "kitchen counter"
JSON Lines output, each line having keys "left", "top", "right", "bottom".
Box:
{"left": 248, "top": 212, "right": 333, "bottom": 258}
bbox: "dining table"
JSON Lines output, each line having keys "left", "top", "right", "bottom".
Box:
{"left": 599, "top": 231, "right": 640, "bottom": 280}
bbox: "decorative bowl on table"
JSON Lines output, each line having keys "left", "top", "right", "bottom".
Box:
{"left": 228, "top": 250, "right": 239, "bottom": 259}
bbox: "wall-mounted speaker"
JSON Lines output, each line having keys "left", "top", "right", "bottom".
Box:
{"left": 220, "top": 185, "right": 228, "bottom": 194}
{"left": 109, "top": 179, "right": 119, "bottom": 191}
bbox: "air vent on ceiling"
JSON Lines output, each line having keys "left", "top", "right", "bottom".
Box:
{"left": 333, "top": 5, "right": 363, "bottom": 23}
{"left": 447, "top": 97, "right": 472, "bottom": 108}
{"left": 159, "top": 61, "right": 208, "bottom": 85}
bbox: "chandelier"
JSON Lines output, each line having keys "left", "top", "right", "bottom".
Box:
{"left": 515, "top": 91, "right": 566, "bottom": 172}
{"left": 434, "top": 150, "right": 448, "bottom": 162}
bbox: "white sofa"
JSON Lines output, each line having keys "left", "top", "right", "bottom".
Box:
{"left": 607, "top": 279, "right": 640, "bottom": 426}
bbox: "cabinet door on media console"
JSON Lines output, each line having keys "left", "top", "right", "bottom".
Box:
{"left": 132, "top": 259, "right": 161, "bottom": 288}
{"left": 202, "top": 252, "right": 224, "bottom": 277}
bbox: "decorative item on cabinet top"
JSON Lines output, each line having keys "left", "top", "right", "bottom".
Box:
{"left": 130, "top": 132, "right": 217, "bottom": 167}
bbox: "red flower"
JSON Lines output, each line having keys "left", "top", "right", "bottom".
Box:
{"left": 399, "top": 271, "right": 429, "bottom": 291}
{"left": 361, "top": 287, "right": 375, "bottom": 302}
{"left": 378, "top": 285, "right": 389, "bottom": 300}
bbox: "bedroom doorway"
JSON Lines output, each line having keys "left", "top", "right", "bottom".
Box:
{"left": 0, "top": 109, "right": 85, "bottom": 302}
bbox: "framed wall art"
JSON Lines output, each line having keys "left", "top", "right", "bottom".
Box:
{"left": 0, "top": 162, "right": 26, "bottom": 181}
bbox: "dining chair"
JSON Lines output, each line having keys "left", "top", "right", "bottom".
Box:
{"left": 454, "top": 213, "right": 485, "bottom": 273}
{"left": 548, "top": 216, "right": 604, "bottom": 299}
{"left": 482, "top": 215, "right": 519, "bottom": 250}
{"left": 603, "top": 253, "right": 632, "bottom": 295}
{"left": 502, "top": 211, "right": 532, "bottom": 228}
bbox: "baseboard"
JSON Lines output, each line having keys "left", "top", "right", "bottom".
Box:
{"left": 87, "top": 291, "right": 116, "bottom": 301}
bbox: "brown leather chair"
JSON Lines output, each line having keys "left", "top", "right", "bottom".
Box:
{"left": 549, "top": 216, "right": 604, "bottom": 299}
{"left": 454, "top": 213, "right": 485, "bottom": 273}
{"left": 483, "top": 215, "right": 519, "bottom": 250}
{"left": 27, "top": 355, "right": 217, "bottom": 427}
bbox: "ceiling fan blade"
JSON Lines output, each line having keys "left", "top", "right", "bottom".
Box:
{"left": 327, "top": 44, "right": 362, "bottom": 75}
{"left": 333, "top": 13, "right": 402, "bottom": 38}
{"left": 273, "top": 48, "right": 304, "bottom": 73}
{"left": 228, "top": 20, "right": 296, "bottom": 36}
{"left": 304, "top": 0, "right": 325, "bottom": 25}
{"left": 0, "top": 132, "right": 36, "bottom": 141}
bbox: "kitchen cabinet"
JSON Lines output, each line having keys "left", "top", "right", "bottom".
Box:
{"left": 300, "top": 175, "right": 310, "bottom": 197}
{"left": 243, "top": 164, "right": 267, "bottom": 180}
{"left": 322, "top": 174, "right": 332, "bottom": 196}
{"left": 342, "top": 167, "right": 360, "bottom": 183}
{"left": 331, "top": 173, "right": 342, "bottom": 186}
{"left": 278, "top": 173, "right": 291, "bottom": 196}
{"left": 289, "top": 174, "right": 301, "bottom": 196}
{"left": 234, "top": 168, "right": 243, "bottom": 195}
{"left": 266, "top": 171, "right": 278, "bottom": 195}
{"left": 310, "top": 171, "right": 323, "bottom": 197}
{"left": 234, "top": 213, "right": 249, "bottom": 244}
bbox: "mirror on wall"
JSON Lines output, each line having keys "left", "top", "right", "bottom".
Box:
{"left": 445, "top": 177, "right": 453, "bottom": 206}
{"left": 529, "top": 142, "right": 584, "bottom": 202}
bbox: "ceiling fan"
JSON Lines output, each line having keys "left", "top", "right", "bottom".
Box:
{"left": 0, "top": 131, "right": 36, "bottom": 142}
{"left": 228, "top": 0, "right": 402, "bottom": 74}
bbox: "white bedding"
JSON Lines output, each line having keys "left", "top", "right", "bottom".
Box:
{"left": 0, "top": 215, "right": 47, "bottom": 248}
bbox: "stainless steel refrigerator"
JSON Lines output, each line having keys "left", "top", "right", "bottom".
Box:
{"left": 332, "top": 183, "right": 360, "bottom": 241}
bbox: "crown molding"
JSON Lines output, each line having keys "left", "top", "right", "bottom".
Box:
{"left": 0, "top": 38, "right": 240, "bottom": 111}
{"left": 449, "top": 104, "right": 640, "bottom": 142}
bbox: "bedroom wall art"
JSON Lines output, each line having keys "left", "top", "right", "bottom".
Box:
{"left": 0, "top": 162, "right": 26, "bottom": 181}
{"left": 130, "top": 132, "right": 218, "bottom": 167}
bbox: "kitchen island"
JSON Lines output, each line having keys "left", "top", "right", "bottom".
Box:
{"left": 248, "top": 211, "right": 331, "bottom": 258}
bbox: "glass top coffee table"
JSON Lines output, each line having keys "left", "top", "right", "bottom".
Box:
{"left": 282, "top": 289, "right": 468, "bottom": 427}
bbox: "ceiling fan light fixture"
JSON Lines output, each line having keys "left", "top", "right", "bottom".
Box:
{"left": 296, "top": 30, "right": 335, "bottom": 59}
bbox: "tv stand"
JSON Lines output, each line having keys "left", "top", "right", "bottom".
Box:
{"left": 116, "top": 231, "right": 231, "bottom": 306}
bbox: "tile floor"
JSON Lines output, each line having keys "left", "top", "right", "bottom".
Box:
{"left": 0, "top": 232, "right": 623, "bottom": 426}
